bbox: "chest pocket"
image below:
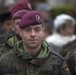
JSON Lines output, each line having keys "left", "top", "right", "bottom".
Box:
{"left": 3, "top": 67, "right": 19, "bottom": 75}
{"left": 37, "top": 56, "right": 61, "bottom": 75}
{"left": 38, "top": 64, "right": 60, "bottom": 75}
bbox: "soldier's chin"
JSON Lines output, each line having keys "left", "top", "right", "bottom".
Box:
{"left": 28, "top": 44, "right": 39, "bottom": 49}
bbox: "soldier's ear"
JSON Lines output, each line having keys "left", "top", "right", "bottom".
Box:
{"left": 41, "top": 28, "right": 45, "bottom": 39}
{"left": 20, "top": 29, "right": 23, "bottom": 36}
{"left": 20, "top": 32, "right": 22, "bottom": 37}
{"left": 12, "top": 27, "right": 14, "bottom": 31}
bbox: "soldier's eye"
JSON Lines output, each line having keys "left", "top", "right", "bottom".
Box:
{"left": 35, "top": 27, "right": 41, "bottom": 32}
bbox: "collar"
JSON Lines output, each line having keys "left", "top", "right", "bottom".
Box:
{"left": 15, "top": 41, "right": 51, "bottom": 65}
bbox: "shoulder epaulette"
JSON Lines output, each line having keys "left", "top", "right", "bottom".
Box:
{"left": 51, "top": 50, "right": 64, "bottom": 60}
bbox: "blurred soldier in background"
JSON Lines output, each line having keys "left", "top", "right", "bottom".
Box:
{"left": 0, "top": 0, "right": 32, "bottom": 56}
{"left": 0, "top": 12, "right": 12, "bottom": 35}
{"left": 59, "top": 37, "right": 76, "bottom": 74}
{"left": 60, "top": 39, "right": 76, "bottom": 57}
{"left": 0, "top": 10, "right": 28, "bottom": 56}
{"left": 0, "top": 0, "right": 32, "bottom": 45}
{"left": 0, "top": 0, "right": 15, "bottom": 46}
{"left": 65, "top": 47, "right": 76, "bottom": 75}
{"left": 46, "top": 14, "right": 76, "bottom": 53}
{"left": 0, "top": 12, "right": 13, "bottom": 50}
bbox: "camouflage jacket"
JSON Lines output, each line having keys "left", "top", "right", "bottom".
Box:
{"left": 0, "top": 30, "right": 15, "bottom": 56}
{"left": 60, "top": 40, "right": 76, "bottom": 57}
{"left": 0, "top": 30, "right": 14, "bottom": 46}
{"left": 0, "top": 41, "right": 71, "bottom": 75}
{"left": 65, "top": 48, "right": 76, "bottom": 75}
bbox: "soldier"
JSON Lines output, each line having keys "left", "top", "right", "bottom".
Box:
{"left": 0, "top": 12, "right": 13, "bottom": 45}
{"left": 0, "top": 0, "right": 32, "bottom": 56}
{"left": 0, "top": 10, "right": 28, "bottom": 56}
{"left": 65, "top": 48, "right": 76, "bottom": 75}
{"left": 59, "top": 39, "right": 76, "bottom": 75}
{"left": 0, "top": 11, "right": 71, "bottom": 75}
{"left": 60, "top": 39, "right": 76, "bottom": 57}
{"left": 5, "top": 0, "right": 32, "bottom": 48}
{"left": 7, "top": 0, "right": 32, "bottom": 47}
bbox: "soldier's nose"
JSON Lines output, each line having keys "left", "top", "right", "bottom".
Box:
{"left": 31, "top": 30, "right": 36, "bottom": 37}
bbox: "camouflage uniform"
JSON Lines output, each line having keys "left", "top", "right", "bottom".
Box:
{"left": 58, "top": 39, "right": 76, "bottom": 75}
{"left": 0, "top": 30, "right": 15, "bottom": 56}
{"left": 65, "top": 49, "right": 76, "bottom": 75}
{"left": 60, "top": 40, "right": 76, "bottom": 57}
{"left": 0, "top": 41, "right": 71, "bottom": 75}
{"left": 0, "top": 33, "right": 7, "bottom": 47}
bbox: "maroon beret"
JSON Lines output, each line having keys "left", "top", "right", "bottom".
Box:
{"left": 12, "top": 10, "right": 28, "bottom": 20}
{"left": 19, "top": 10, "right": 43, "bottom": 29}
{"left": 11, "top": 0, "right": 32, "bottom": 17}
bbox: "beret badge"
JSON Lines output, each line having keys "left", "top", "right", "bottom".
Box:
{"left": 36, "top": 15, "right": 41, "bottom": 23}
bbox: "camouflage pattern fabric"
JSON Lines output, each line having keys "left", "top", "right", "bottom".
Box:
{"left": 60, "top": 40, "right": 76, "bottom": 57}
{"left": 0, "top": 41, "right": 71, "bottom": 75}
{"left": 0, "top": 30, "right": 15, "bottom": 56}
{"left": 0, "top": 30, "right": 14, "bottom": 46}
{"left": 65, "top": 49, "right": 76, "bottom": 75}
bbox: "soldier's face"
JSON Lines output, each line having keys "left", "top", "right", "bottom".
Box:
{"left": 20, "top": 24, "right": 44, "bottom": 48}
{"left": 3, "top": 20, "right": 12, "bottom": 32}
{"left": 13, "top": 19, "right": 21, "bottom": 35}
